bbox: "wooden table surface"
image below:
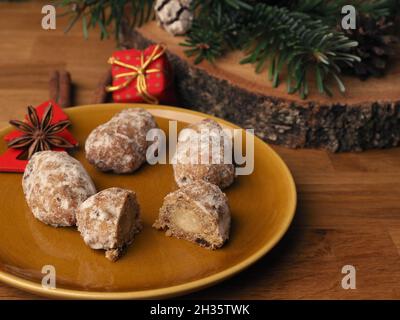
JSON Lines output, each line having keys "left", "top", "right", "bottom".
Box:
{"left": 1, "top": 1, "right": 400, "bottom": 300}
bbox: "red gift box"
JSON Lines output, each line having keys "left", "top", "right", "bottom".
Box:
{"left": 106, "top": 44, "right": 176, "bottom": 105}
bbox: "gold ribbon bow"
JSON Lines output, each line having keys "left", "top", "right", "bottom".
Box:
{"left": 105, "top": 44, "right": 166, "bottom": 104}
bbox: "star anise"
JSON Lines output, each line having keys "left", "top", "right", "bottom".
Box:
{"left": 8, "top": 104, "right": 74, "bottom": 159}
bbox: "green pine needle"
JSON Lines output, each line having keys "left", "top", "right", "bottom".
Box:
{"left": 183, "top": 3, "right": 362, "bottom": 98}
{"left": 57, "top": 0, "right": 155, "bottom": 40}
{"left": 58, "top": 0, "right": 398, "bottom": 98}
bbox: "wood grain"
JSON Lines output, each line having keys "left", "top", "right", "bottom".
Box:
{"left": 1, "top": 1, "right": 400, "bottom": 299}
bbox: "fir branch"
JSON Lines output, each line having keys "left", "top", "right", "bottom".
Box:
{"left": 180, "top": 6, "right": 249, "bottom": 64}
{"left": 192, "top": 0, "right": 253, "bottom": 14}
{"left": 289, "top": 0, "right": 397, "bottom": 26}
{"left": 240, "top": 5, "right": 360, "bottom": 98}
{"left": 182, "top": 3, "right": 360, "bottom": 98}
{"left": 57, "top": 0, "right": 155, "bottom": 40}
{"left": 357, "top": 0, "right": 398, "bottom": 18}
{"left": 57, "top": 0, "right": 397, "bottom": 98}
{"left": 180, "top": 20, "right": 225, "bottom": 64}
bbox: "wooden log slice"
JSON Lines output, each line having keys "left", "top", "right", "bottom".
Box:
{"left": 121, "top": 21, "right": 400, "bottom": 152}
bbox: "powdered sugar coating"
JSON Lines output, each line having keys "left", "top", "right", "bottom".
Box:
{"left": 85, "top": 108, "right": 158, "bottom": 173}
{"left": 22, "top": 151, "right": 97, "bottom": 227}
{"left": 172, "top": 119, "right": 235, "bottom": 189}
{"left": 76, "top": 187, "right": 142, "bottom": 261}
{"left": 153, "top": 180, "right": 231, "bottom": 249}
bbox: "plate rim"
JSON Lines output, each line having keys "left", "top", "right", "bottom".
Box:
{"left": 0, "top": 103, "right": 297, "bottom": 299}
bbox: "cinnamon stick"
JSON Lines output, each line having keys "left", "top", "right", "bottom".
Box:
{"left": 92, "top": 69, "right": 112, "bottom": 104}
{"left": 49, "top": 70, "right": 59, "bottom": 103}
{"left": 49, "top": 70, "right": 72, "bottom": 108}
{"left": 59, "top": 71, "right": 72, "bottom": 108}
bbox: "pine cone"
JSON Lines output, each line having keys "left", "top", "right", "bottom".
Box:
{"left": 154, "top": 0, "right": 193, "bottom": 36}
{"left": 342, "top": 14, "right": 398, "bottom": 80}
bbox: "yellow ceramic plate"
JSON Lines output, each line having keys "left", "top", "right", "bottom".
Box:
{"left": 0, "top": 104, "right": 296, "bottom": 299}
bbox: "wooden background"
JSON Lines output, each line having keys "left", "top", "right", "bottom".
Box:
{"left": 1, "top": 1, "right": 400, "bottom": 299}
